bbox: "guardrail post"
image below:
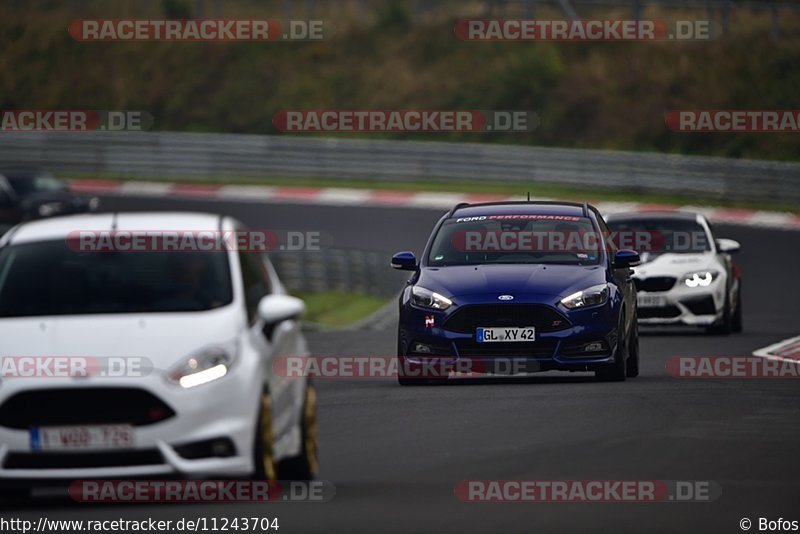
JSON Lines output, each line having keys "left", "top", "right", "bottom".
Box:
{"left": 522, "top": 0, "right": 534, "bottom": 18}
{"left": 355, "top": 251, "right": 366, "bottom": 294}
{"left": 344, "top": 251, "right": 356, "bottom": 293}
{"left": 300, "top": 252, "right": 312, "bottom": 293}
{"left": 335, "top": 250, "right": 346, "bottom": 293}
{"left": 415, "top": 0, "right": 425, "bottom": 23}
{"left": 631, "top": 0, "right": 642, "bottom": 20}
{"left": 556, "top": 0, "right": 577, "bottom": 20}
{"left": 368, "top": 252, "right": 379, "bottom": 296}
{"left": 321, "top": 249, "right": 332, "bottom": 291}
{"left": 485, "top": 0, "right": 508, "bottom": 17}
{"left": 771, "top": 5, "right": 781, "bottom": 41}
{"left": 721, "top": 0, "right": 730, "bottom": 34}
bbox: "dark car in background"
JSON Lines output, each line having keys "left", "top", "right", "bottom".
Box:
{"left": 0, "top": 167, "right": 99, "bottom": 234}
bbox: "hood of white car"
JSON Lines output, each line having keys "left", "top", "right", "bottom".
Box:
{"left": 0, "top": 306, "right": 243, "bottom": 370}
{"left": 633, "top": 252, "right": 718, "bottom": 278}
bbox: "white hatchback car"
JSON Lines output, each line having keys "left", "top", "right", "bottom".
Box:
{"left": 0, "top": 212, "right": 317, "bottom": 499}
{"left": 605, "top": 211, "right": 742, "bottom": 335}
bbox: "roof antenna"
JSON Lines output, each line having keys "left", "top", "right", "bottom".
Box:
{"left": 111, "top": 212, "right": 118, "bottom": 231}
{"left": 527, "top": 192, "right": 531, "bottom": 202}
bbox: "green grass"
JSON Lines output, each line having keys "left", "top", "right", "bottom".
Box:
{"left": 294, "top": 291, "right": 388, "bottom": 329}
{"left": 66, "top": 173, "right": 800, "bottom": 214}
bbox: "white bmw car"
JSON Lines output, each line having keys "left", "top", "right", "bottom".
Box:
{"left": 605, "top": 211, "right": 742, "bottom": 334}
{"left": 0, "top": 212, "right": 317, "bottom": 500}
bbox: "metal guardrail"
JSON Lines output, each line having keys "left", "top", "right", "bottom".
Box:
{"left": 1, "top": 131, "right": 799, "bottom": 203}
{"left": 271, "top": 248, "right": 408, "bottom": 297}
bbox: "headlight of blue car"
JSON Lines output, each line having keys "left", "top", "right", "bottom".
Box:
{"left": 411, "top": 286, "right": 453, "bottom": 311}
{"left": 560, "top": 284, "right": 609, "bottom": 310}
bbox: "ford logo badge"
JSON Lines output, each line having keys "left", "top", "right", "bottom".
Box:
{"left": 498, "top": 295, "right": 514, "bottom": 301}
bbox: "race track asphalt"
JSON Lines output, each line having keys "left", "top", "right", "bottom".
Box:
{"left": 5, "top": 196, "right": 800, "bottom": 533}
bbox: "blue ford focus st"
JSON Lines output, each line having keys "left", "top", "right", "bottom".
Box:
{"left": 392, "top": 201, "right": 641, "bottom": 385}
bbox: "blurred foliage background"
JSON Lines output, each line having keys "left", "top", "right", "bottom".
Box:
{"left": 1, "top": 0, "right": 800, "bottom": 160}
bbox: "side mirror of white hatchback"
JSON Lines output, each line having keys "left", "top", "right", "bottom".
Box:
{"left": 258, "top": 294, "right": 306, "bottom": 325}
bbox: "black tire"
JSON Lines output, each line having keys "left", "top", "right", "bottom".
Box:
{"left": 398, "top": 378, "right": 427, "bottom": 386}
{"left": 595, "top": 316, "right": 628, "bottom": 382}
{"left": 277, "top": 383, "right": 319, "bottom": 481}
{"left": 397, "top": 355, "right": 432, "bottom": 386}
{"left": 396, "top": 334, "right": 420, "bottom": 386}
{"left": 732, "top": 283, "right": 743, "bottom": 333}
{"left": 706, "top": 291, "right": 732, "bottom": 336}
{"left": 252, "top": 389, "right": 276, "bottom": 481}
{"left": 626, "top": 316, "right": 640, "bottom": 378}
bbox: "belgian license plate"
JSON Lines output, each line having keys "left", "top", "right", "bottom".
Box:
{"left": 637, "top": 294, "right": 667, "bottom": 308}
{"left": 30, "top": 425, "right": 134, "bottom": 451}
{"left": 476, "top": 327, "right": 536, "bottom": 343}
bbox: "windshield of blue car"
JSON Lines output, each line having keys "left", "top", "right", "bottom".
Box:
{"left": 606, "top": 218, "right": 711, "bottom": 255}
{"left": 427, "top": 216, "right": 603, "bottom": 266}
{"left": 0, "top": 240, "right": 234, "bottom": 317}
{"left": 5, "top": 172, "right": 67, "bottom": 195}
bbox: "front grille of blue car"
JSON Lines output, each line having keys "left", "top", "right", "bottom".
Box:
{"left": 454, "top": 339, "right": 558, "bottom": 359}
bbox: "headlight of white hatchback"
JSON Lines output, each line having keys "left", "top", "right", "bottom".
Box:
{"left": 168, "top": 343, "right": 237, "bottom": 389}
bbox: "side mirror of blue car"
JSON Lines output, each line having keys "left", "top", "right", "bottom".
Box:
{"left": 614, "top": 249, "right": 641, "bottom": 268}
{"left": 391, "top": 251, "right": 417, "bottom": 271}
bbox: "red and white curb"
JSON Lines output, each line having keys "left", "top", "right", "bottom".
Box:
{"left": 71, "top": 179, "right": 800, "bottom": 231}
{"left": 753, "top": 336, "right": 800, "bottom": 364}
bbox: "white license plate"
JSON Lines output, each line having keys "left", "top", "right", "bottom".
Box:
{"left": 637, "top": 294, "right": 668, "bottom": 308}
{"left": 476, "top": 327, "right": 536, "bottom": 343}
{"left": 30, "top": 425, "right": 134, "bottom": 451}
